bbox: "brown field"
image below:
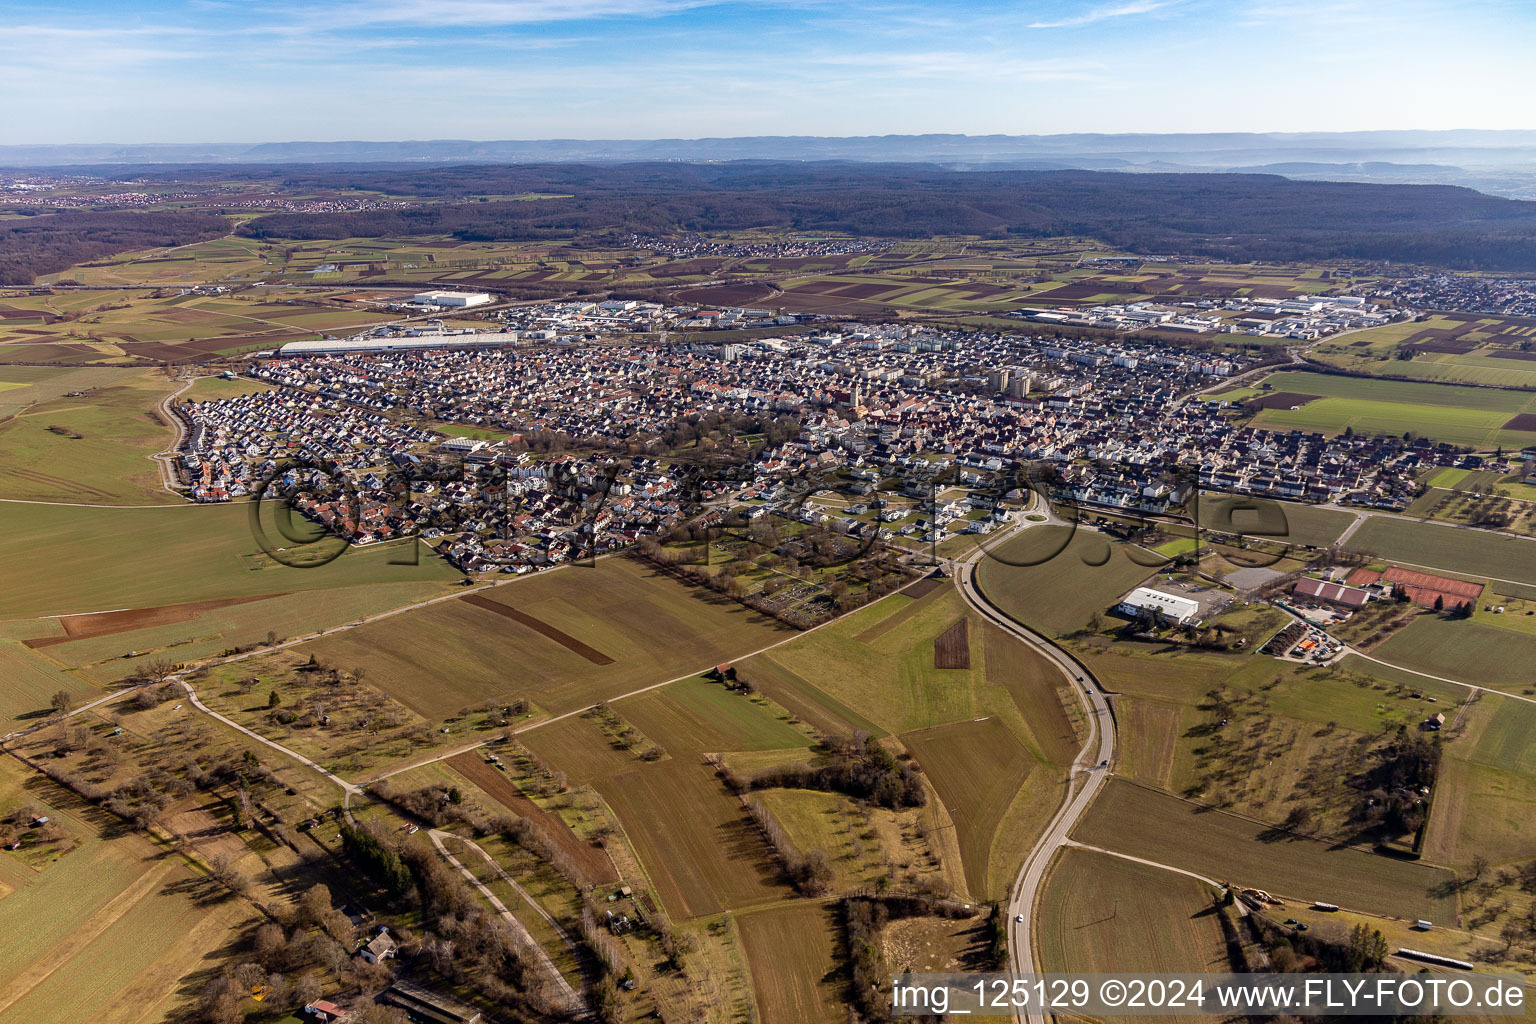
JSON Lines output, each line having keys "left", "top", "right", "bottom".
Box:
{"left": 22, "top": 594, "right": 277, "bottom": 649}
{"left": 932, "top": 617, "right": 971, "bottom": 669}
{"left": 737, "top": 903, "right": 845, "bottom": 1024}
{"left": 1503, "top": 413, "right": 1536, "bottom": 431}
{"left": 460, "top": 592, "right": 614, "bottom": 664}
{"left": 596, "top": 759, "right": 784, "bottom": 918}
{"left": 1247, "top": 391, "right": 1320, "bottom": 410}
{"left": 674, "top": 283, "right": 777, "bottom": 306}
{"left": 445, "top": 752, "right": 619, "bottom": 885}
{"left": 1113, "top": 696, "right": 1182, "bottom": 789}
{"left": 296, "top": 557, "right": 793, "bottom": 719}
{"left": 1037, "top": 847, "right": 1230, "bottom": 1024}
{"left": 901, "top": 716, "right": 1034, "bottom": 897}
{"left": 520, "top": 714, "right": 647, "bottom": 785}
{"left": 982, "top": 622, "right": 1080, "bottom": 765}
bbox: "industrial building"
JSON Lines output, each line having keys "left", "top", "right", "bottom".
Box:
{"left": 277, "top": 329, "right": 521, "bottom": 356}
{"left": 412, "top": 290, "right": 493, "bottom": 308}
{"left": 1116, "top": 586, "right": 1201, "bottom": 624}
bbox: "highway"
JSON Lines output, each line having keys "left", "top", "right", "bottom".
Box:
{"left": 951, "top": 528, "right": 1118, "bottom": 1024}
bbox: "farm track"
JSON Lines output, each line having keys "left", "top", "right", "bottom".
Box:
{"left": 428, "top": 829, "right": 587, "bottom": 1016}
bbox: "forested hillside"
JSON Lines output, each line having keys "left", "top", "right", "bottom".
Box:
{"left": 0, "top": 209, "right": 228, "bottom": 284}
{"left": 231, "top": 164, "right": 1536, "bottom": 270}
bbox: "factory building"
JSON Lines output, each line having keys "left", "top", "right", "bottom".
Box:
{"left": 412, "top": 291, "right": 493, "bottom": 308}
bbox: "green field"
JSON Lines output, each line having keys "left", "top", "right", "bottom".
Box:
{"left": 0, "top": 370, "right": 180, "bottom": 504}
{"left": 618, "top": 675, "right": 812, "bottom": 754}
{"left": 1372, "top": 615, "right": 1536, "bottom": 692}
{"left": 0, "top": 639, "right": 98, "bottom": 726}
{"left": 301, "top": 556, "right": 793, "bottom": 719}
{"left": 1072, "top": 779, "right": 1457, "bottom": 921}
{"left": 1344, "top": 516, "right": 1536, "bottom": 586}
{"left": 0, "top": 501, "right": 463, "bottom": 619}
{"left": 1422, "top": 694, "right": 1536, "bottom": 869}
{"left": 1244, "top": 370, "right": 1536, "bottom": 447}
{"left": 176, "top": 374, "right": 277, "bottom": 402}
{"left": 974, "top": 526, "right": 1158, "bottom": 635}
{"left": 1196, "top": 492, "right": 1355, "bottom": 549}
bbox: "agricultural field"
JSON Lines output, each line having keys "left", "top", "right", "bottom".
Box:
{"left": 596, "top": 759, "right": 784, "bottom": 919}
{"left": 1195, "top": 492, "right": 1355, "bottom": 549}
{"left": 738, "top": 584, "right": 1080, "bottom": 898}
{"left": 1343, "top": 515, "right": 1536, "bottom": 587}
{"left": 0, "top": 500, "right": 463, "bottom": 619}
{"left": 736, "top": 903, "right": 845, "bottom": 1024}
{"left": 0, "top": 761, "right": 260, "bottom": 1024}
{"left": 0, "top": 367, "right": 180, "bottom": 504}
{"left": 1422, "top": 694, "right": 1536, "bottom": 870}
{"left": 1073, "top": 640, "right": 1465, "bottom": 836}
{"left": 0, "top": 284, "right": 398, "bottom": 364}
{"left": 1037, "top": 847, "right": 1230, "bottom": 988}
{"left": 1371, "top": 615, "right": 1536, "bottom": 693}
{"left": 1312, "top": 311, "right": 1536, "bottom": 389}
{"left": 0, "top": 639, "right": 98, "bottom": 727}
{"left": 1071, "top": 779, "right": 1457, "bottom": 921}
{"left": 296, "top": 556, "right": 793, "bottom": 719}
{"left": 973, "top": 525, "right": 1159, "bottom": 635}
{"left": 1239, "top": 370, "right": 1536, "bottom": 447}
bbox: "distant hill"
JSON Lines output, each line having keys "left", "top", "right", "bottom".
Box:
{"left": 231, "top": 162, "right": 1536, "bottom": 272}
{"left": 8, "top": 130, "right": 1536, "bottom": 193}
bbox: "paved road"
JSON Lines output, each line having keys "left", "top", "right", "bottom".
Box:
{"left": 428, "top": 828, "right": 586, "bottom": 1016}
{"left": 951, "top": 541, "right": 1116, "bottom": 1024}
{"left": 149, "top": 374, "right": 198, "bottom": 494}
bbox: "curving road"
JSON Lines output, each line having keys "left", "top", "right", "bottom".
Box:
{"left": 952, "top": 530, "right": 1117, "bottom": 1024}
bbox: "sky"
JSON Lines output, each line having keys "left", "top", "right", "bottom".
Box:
{"left": 2, "top": 0, "right": 1533, "bottom": 144}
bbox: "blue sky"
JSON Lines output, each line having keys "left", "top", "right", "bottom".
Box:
{"left": 2, "top": 0, "right": 1531, "bottom": 143}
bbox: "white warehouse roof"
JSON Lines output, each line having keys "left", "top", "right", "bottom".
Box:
{"left": 412, "top": 291, "right": 492, "bottom": 306}
{"left": 1117, "top": 586, "right": 1200, "bottom": 624}
{"left": 278, "top": 330, "right": 520, "bottom": 356}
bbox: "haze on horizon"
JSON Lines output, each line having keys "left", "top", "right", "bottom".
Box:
{"left": 2, "top": 0, "right": 1534, "bottom": 147}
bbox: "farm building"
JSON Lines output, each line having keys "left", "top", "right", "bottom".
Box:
{"left": 359, "top": 927, "right": 398, "bottom": 963}
{"left": 1116, "top": 586, "right": 1200, "bottom": 625}
{"left": 1293, "top": 577, "right": 1372, "bottom": 608}
{"left": 413, "top": 290, "right": 493, "bottom": 307}
{"left": 385, "top": 979, "right": 483, "bottom": 1024}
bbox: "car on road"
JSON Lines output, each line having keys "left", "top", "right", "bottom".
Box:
{"left": 1015, "top": 914, "right": 1025, "bottom": 923}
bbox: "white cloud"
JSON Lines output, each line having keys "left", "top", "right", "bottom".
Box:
{"left": 1029, "top": 0, "right": 1178, "bottom": 30}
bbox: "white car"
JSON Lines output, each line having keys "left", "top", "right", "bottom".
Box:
{"left": 1015, "top": 914, "right": 1025, "bottom": 923}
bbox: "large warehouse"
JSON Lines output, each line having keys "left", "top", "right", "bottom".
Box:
{"left": 412, "top": 290, "right": 493, "bottom": 307}
{"left": 1116, "top": 586, "right": 1201, "bottom": 624}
